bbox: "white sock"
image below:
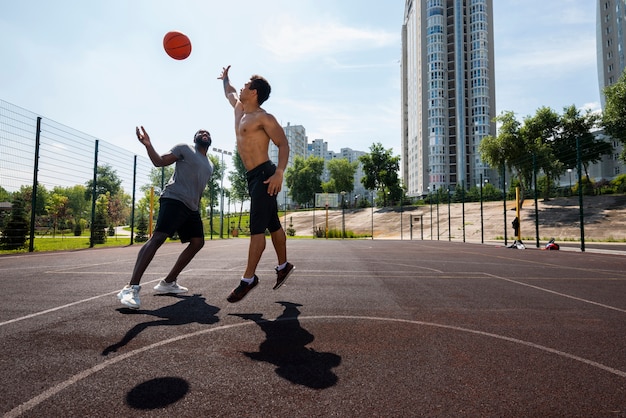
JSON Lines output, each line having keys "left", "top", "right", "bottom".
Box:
{"left": 241, "top": 277, "right": 254, "bottom": 284}
{"left": 277, "top": 262, "right": 288, "bottom": 270}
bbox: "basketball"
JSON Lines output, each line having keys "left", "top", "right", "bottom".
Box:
{"left": 163, "top": 31, "right": 192, "bottom": 60}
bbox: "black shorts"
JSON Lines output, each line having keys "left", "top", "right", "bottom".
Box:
{"left": 247, "top": 161, "right": 282, "bottom": 235}
{"left": 154, "top": 198, "right": 204, "bottom": 243}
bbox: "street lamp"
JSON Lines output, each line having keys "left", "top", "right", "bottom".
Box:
{"left": 480, "top": 175, "right": 488, "bottom": 244}
{"left": 371, "top": 190, "right": 375, "bottom": 240}
{"left": 427, "top": 186, "right": 432, "bottom": 240}
{"left": 435, "top": 185, "right": 439, "bottom": 240}
{"left": 341, "top": 191, "right": 346, "bottom": 239}
{"left": 568, "top": 168, "right": 573, "bottom": 196}
{"left": 447, "top": 187, "right": 451, "bottom": 241}
{"left": 213, "top": 147, "right": 232, "bottom": 239}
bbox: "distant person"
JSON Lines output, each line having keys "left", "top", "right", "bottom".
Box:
{"left": 218, "top": 65, "right": 294, "bottom": 303}
{"left": 117, "top": 127, "right": 214, "bottom": 309}
{"left": 512, "top": 216, "right": 520, "bottom": 238}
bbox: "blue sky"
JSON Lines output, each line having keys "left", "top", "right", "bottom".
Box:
{"left": 1, "top": 0, "right": 598, "bottom": 162}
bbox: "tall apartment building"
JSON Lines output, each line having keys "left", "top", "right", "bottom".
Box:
{"left": 269, "top": 122, "right": 307, "bottom": 208}
{"left": 401, "top": 0, "right": 496, "bottom": 197}
{"left": 597, "top": 0, "right": 626, "bottom": 109}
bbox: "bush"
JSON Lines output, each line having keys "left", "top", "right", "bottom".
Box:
{"left": 0, "top": 196, "right": 28, "bottom": 250}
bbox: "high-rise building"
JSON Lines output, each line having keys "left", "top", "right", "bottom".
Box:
{"left": 269, "top": 122, "right": 307, "bottom": 208}
{"left": 597, "top": 0, "right": 626, "bottom": 109}
{"left": 401, "top": 0, "right": 496, "bottom": 197}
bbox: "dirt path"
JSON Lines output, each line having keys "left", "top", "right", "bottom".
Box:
{"left": 282, "top": 195, "right": 626, "bottom": 242}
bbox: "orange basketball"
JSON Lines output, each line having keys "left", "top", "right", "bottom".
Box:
{"left": 163, "top": 31, "right": 191, "bottom": 60}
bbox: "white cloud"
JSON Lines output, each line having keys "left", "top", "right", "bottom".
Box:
{"left": 260, "top": 15, "right": 398, "bottom": 62}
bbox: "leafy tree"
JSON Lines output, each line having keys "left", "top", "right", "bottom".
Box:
{"left": 85, "top": 164, "right": 123, "bottom": 201}
{"left": 46, "top": 193, "right": 70, "bottom": 237}
{"left": 53, "top": 185, "right": 89, "bottom": 229}
{"left": 520, "top": 107, "right": 561, "bottom": 200}
{"left": 602, "top": 70, "right": 626, "bottom": 161}
{"left": 143, "top": 166, "right": 175, "bottom": 194}
{"left": 359, "top": 143, "right": 401, "bottom": 206}
{"left": 285, "top": 155, "right": 325, "bottom": 206}
{"left": 107, "top": 191, "right": 131, "bottom": 227}
{"left": 0, "top": 185, "right": 11, "bottom": 202}
{"left": 90, "top": 194, "right": 109, "bottom": 245}
{"left": 322, "top": 158, "right": 357, "bottom": 194}
{"left": 203, "top": 154, "right": 222, "bottom": 234}
{"left": 228, "top": 149, "right": 249, "bottom": 228}
{"left": 135, "top": 210, "right": 149, "bottom": 242}
{"left": 556, "top": 105, "right": 610, "bottom": 182}
{"left": 0, "top": 195, "right": 28, "bottom": 250}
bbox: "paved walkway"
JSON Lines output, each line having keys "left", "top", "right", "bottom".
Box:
{"left": 1, "top": 239, "right": 625, "bottom": 417}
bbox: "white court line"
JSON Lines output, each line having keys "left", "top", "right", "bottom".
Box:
{"left": 5, "top": 315, "right": 626, "bottom": 418}
{"left": 484, "top": 273, "right": 626, "bottom": 314}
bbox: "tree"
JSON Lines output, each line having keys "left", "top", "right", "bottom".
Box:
{"left": 0, "top": 195, "right": 29, "bottom": 250}
{"left": 285, "top": 155, "right": 325, "bottom": 206}
{"left": 323, "top": 158, "right": 357, "bottom": 195}
{"left": 144, "top": 166, "right": 175, "bottom": 195}
{"left": 53, "top": 185, "right": 89, "bottom": 230}
{"left": 46, "top": 193, "right": 70, "bottom": 237}
{"left": 359, "top": 143, "right": 401, "bottom": 206}
{"left": 520, "top": 107, "right": 562, "bottom": 200}
{"left": 85, "top": 164, "right": 123, "bottom": 201}
{"left": 203, "top": 154, "right": 222, "bottom": 234}
{"left": 602, "top": 70, "right": 626, "bottom": 161}
{"left": 228, "top": 149, "right": 249, "bottom": 228}
{"left": 556, "top": 105, "right": 610, "bottom": 182}
{"left": 90, "top": 194, "right": 109, "bottom": 245}
{"left": 0, "top": 185, "right": 11, "bottom": 202}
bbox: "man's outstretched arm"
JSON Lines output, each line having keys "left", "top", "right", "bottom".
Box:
{"left": 218, "top": 65, "right": 238, "bottom": 108}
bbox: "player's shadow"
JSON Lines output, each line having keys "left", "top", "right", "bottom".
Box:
{"left": 230, "top": 301, "right": 341, "bottom": 389}
{"left": 102, "top": 294, "right": 219, "bottom": 356}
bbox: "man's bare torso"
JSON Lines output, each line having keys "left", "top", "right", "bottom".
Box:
{"left": 235, "top": 108, "right": 271, "bottom": 172}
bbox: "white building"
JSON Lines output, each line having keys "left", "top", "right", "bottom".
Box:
{"left": 401, "top": 0, "right": 497, "bottom": 197}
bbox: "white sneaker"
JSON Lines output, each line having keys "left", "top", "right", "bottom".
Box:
{"left": 117, "top": 285, "right": 141, "bottom": 309}
{"left": 153, "top": 280, "right": 188, "bottom": 294}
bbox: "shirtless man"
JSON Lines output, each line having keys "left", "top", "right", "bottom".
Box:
{"left": 218, "top": 65, "right": 294, "bottom": 302}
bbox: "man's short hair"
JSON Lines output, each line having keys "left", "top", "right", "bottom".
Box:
{"left": 249, "top": 75, "right": 271, "bottom": 105}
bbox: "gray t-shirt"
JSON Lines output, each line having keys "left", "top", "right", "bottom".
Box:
{"left": 161, "top": 144, "right": 213, "bottom": 211}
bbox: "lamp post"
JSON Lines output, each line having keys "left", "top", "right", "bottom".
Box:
{"left": 447, "top": 187, "right": 451, "bottom": 241}
{"left": 213, "top": 147, "right": 232, "bottom": 239}
{"left": 435, "top": 185, "right": 439, "bottom": 240}
{"left": 427, "top": 186, "right": 432, "bottom": 240}
{"left": 371, "top": 190, "right": 375, "bottom": 240}
{"left": 341, "top": 191, "right": 346, "bottom": 239}
{"left": 568, "top": 168, "right": 573, "bottom": 196}
{"left": 479, "top": 175, "right": 486, "bottom": 244}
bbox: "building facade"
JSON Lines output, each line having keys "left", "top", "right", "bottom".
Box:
{"left": 401, "top": 0, "right": 497, "bottom": 197}
{"left": 597, "top": 0, "right": 626, "bottom": 109}
{"left": 269, "top": 122, "right": 307, "bottom": 208}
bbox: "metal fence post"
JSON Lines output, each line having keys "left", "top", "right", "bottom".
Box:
{"left": 130, "top": 155, "right": 137, "bottom": 245}
{"left": 28, "top": 117, "right": 42, "bottom": 252}
{"left": 89, "top": 140, "right": 99, "bottom": 248}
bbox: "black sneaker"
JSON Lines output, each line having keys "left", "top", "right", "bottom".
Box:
{"left": 273, "top": 262, "right": 294, "bottom": 290}
{"left": 227, "top": 276, "right": 259, "bottom": 303}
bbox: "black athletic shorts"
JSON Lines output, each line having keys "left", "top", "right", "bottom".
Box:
{"left": 247, "top": 161, "right": 282, "bottom": 235}
{"left": 155, "top": 198, "right": 204, "bottom": 243}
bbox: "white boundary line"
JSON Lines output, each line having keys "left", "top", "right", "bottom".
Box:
{"left": 5, "top": 315, "right": 626, "bottom": 417}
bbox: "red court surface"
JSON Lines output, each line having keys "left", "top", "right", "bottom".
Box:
{"left": 1, "top": 239, "right": 625, "bottom": 417}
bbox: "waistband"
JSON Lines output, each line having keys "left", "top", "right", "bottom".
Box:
{"left": 246, "top": 160, "right": 274, "bottom": 178}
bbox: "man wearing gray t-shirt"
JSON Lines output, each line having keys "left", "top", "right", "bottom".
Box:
{"left": 117, "top": 127, "right": 214, "bottom": 310}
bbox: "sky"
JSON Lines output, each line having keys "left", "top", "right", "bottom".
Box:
{"left": 1, "top": 0, "right": 600, "bottom": 164}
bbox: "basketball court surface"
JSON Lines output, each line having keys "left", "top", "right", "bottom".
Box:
{"left": 1, "top": 239, "right": 625, "bottom": 417}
